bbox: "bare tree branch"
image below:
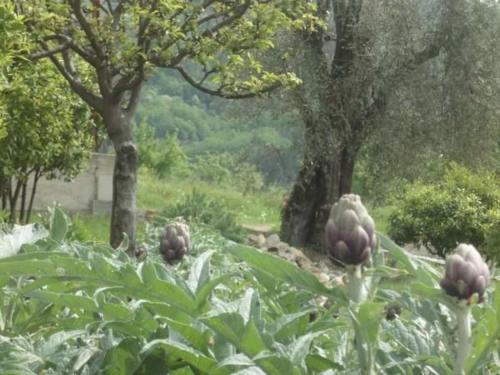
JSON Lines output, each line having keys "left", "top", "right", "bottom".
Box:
{"left": 176, "top": 66, "right": 279, "bottom": 99}
{"left": 69, "top": 0, "right": 105, "bottom": 61}
{"left": 125, "top": 80, "right": 144, "bottom": 114}
{"left": 113, "top": 72, "right": 143, "bottom": 96}
{"left": 45, "top": 49, "right": 104, "bottom": 112}
{"left": 201, "top": 0, "right": 252, "bottom": 37}
{"left": 48, "top": 34, "right": 100, "bottom": 66}
{"left": 30, "top": 43, "right": 70, "bottom": 60}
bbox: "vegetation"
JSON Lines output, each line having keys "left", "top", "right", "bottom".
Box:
{"left": 388, "top": 164, "right": 500, "bottom": 261}
{"left": 279, "top": 0, "right": 500, "bottom": 247}
{"left": 0, "top": 1, "right": 498, "bottom": 374}
{"left": 18, "top": 0, "right": 317, "bottom": 253}
{"left": 0, "top": 207, "right": 497, "bottom": 374}
{"left": 0, "top": 60, "right": 93, "bottom": 224}
{"left": 161, "top": 189, "right": 246, "bottom": 242}
{"left": 136, "top": 69, "right": 303, "bottom": 186}
{"left": 137, "top": 170, "right": 283, "bottom": 231}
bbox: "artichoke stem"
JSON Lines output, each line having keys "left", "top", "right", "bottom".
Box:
{"left": 454, "top": 304, "right": 471, "bottom": 375}
{"left": 347, "top": 265, "right": 373, "bottom": 374}
{"left": 347, "top": 265, "right": 366, "bottom": 304}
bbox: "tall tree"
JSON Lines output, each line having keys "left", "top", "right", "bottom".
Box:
{"left": 281, "top": 0, "right": 451, "bottom": 246}
{"left": 13, "top": 0, "right": 316, "bottom": 253}
{"left": 345, "top": 0, "right": 500, "bottom": 201}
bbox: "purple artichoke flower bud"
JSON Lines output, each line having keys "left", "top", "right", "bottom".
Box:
{"left": 325, "top": 194, "right": 376, "bottom": 266}
{"left": 159, "top": 220, "right": 191, "bottom": 265}
{"left": 440, "top": 244, "right": 490, "bottom": 303}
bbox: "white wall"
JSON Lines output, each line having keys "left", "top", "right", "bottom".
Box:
{"left": 31, "top": 153, "right": 115, "bottom": 214}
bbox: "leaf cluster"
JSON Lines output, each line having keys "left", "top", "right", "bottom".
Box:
{"left": 0, "top": 60, "right": 93, "bottom": 181}
{"left": 388, "top": 163, "right": 500, "bottom": 261}
{"left": 0, "top": 209, "right": 497, "bottom": 374}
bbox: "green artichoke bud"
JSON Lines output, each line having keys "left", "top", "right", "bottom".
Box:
{"left": 440, "top": 244, "right": 490, "bottom": 303}
{"left": 160, "top": 221, "right": 191, "bottom": 265}
{"left": 325, "top": 194, "right": 376, "bottom": 266}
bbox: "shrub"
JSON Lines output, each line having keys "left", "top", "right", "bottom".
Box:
{"left": 161, "top": 189, "right": 246, "bottom": 241}
{"left": 388, "top": 164, "right": 500, "bottom": 261}
{"left": 192, "top": 152, "right": 264, "bottom": 193}
{"left": 136, "top": 122, "right": 190, "bottom": 178}
{"left": 484, "top": 209, "right": 500, "bottom": 262}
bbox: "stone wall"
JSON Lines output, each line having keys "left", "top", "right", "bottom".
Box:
{"left": 30, "top": 153, "right": 115, "bottom": 214}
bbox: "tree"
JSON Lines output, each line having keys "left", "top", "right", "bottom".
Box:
{"left": 280, "top": 0, "right": 498, "bottom": 247}
{"left": 0, "top": 0, "right": 26, "bottom": 140}
{"left": 0, "top": 60, "right": 93, "bottom": 223}
{"left": 13, "top": 0, "right": 316, "bottom": 253}
{"left": 360, "top": 0, "right": 500, "bottom": 199}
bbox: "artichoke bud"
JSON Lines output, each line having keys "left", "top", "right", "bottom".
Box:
{"left": 325, "top": 194, "right": 376, "bottom": 266}
{"left": 440, "top": 244, "right": 490, "bottom": 303}
{"left": 160, "top": 220, "right": 191, "bottom": 265}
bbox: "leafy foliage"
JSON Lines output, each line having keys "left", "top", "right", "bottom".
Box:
{"left": 136, "top": 122, "right": 189, "bottom": 178}
{"left": 161, "top": 189, "right": 246, "bottom": 242}
{"left": 0, "top": 0, "right": 28, "bottom": 139}
{"left": 136, "top": 72, "right": 302, "bottom": 186}
{"left": 0, "top": 210, "right": 497, "bottom": 374}
{"left": 0, "top": 59, "right": 94, "bottom": 223}
{"left": 388, "top": 164, "right": 500, "bottom": 260}
{"left": 191, "top": 153, "right": 264, "bottom": 194}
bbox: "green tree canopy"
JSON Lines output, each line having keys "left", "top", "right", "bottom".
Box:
{"left": 12, "top": 0, "right": 319, "bottom": 252}
{"left": 0, "top": 60, "right": 93, "bottom": 223}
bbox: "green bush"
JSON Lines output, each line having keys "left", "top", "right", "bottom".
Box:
{"left": 388, "top": 164, "right": 500, "bottom": 261}
{"left": 192, "top": 153, "right": 264, "bottom": 193}
{"left": 136, "top": 122, "right": 190, "bottom": 178}
{"left": 161, "top": 189, "right": 246, "bottom": 242}
{"left": 484, "top": 209, "right": 500, "bottom": 262}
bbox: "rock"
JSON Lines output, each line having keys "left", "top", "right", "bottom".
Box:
{"left": 333, "top": 275, "right": 345, "bottom": 286}
{"left": 265, "top": 234, "right": 280, "bottom": 248}
{"left": 317, "top": 273, "right": 329, "bottom": 284}
{"left": 248, "top": 233, "right": 266, "bottom": 248}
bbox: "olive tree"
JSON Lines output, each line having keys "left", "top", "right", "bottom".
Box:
{"left": 280, "top": 0, "right": 499, "bottom": 247}
{"left": 13, "top": 0, "right": 316, "bottom": 253}
{"left": 361, "top": 0, "right": 500, "bottom": 198}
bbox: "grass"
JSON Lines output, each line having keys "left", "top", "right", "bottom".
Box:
{"left": 52, "top": 170, "right": 394, "bottom": 244}
{"left": 68, "top": 170, "right": 284, "bottom": 243}
{"left": 137, "top": 170, "right": 284, "bottom": 229}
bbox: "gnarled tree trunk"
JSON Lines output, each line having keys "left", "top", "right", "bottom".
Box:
{"left": 281, "top": 114, "right": 363, "bottom": 248}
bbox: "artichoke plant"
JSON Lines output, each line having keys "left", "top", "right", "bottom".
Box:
{"left": 440, "top": 244, "right": 490, "bottom": 375}
{"left": 440, "top": 243, "right": 490, "bottom": 303}
{"left": 325, "top": 195, "right": 378, "bottom": 373}
{"left": 159, "top": 221, "right": 191, "bottom": 265}
{"left": 325, "top": 194, "right": 376, "bottom": 266}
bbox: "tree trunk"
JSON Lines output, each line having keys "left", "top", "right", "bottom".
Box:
{"left": 338, "top": 143, "right": 360, "bottom": 196}
{"left": 9, "top": 179, "right": 22, "bottom": 223}
{"left": 0, "top": 176, "right": 7, "bottom": 210}
{"left": 110, "top": 141, "right": 138, "bottom": 254}
{"left": 104, "top": 106, "right": 138, "bottom": 255}
{"left": 26, "top": 170, "right": 41, "bottom": 223}
{"left": 19, "top": 181, "right": 27, "bottom": 224}
{"left": 281, "top": 109, "right": 365, "bottom": 248}
{"left": 281, "top": 115, "right": 341, "bottom": 248}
